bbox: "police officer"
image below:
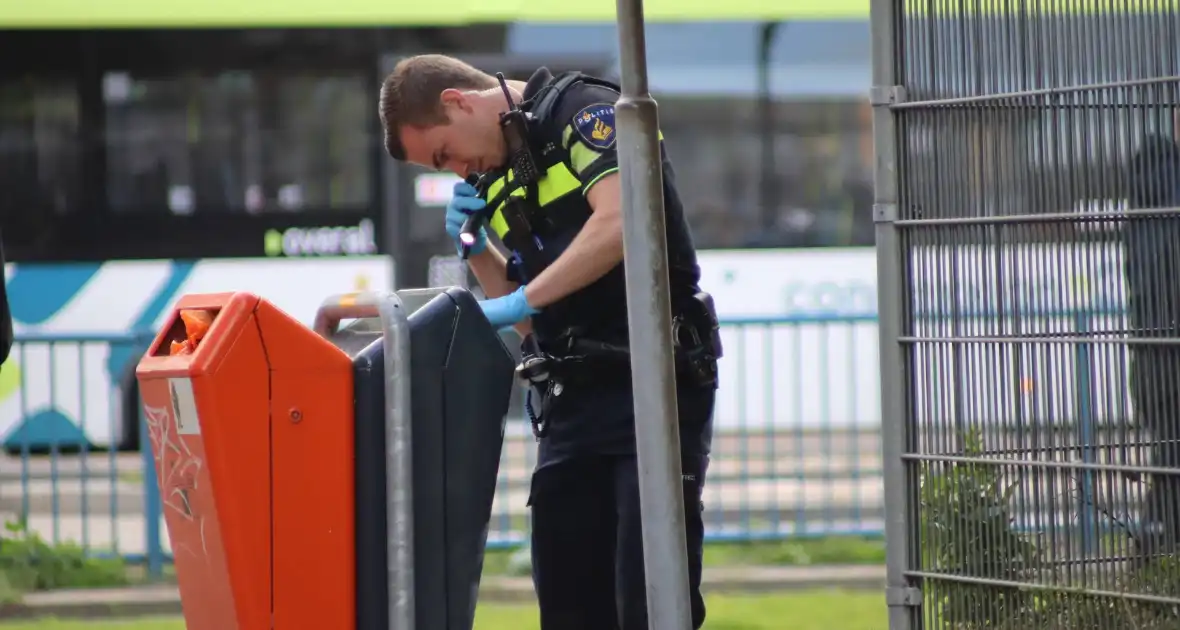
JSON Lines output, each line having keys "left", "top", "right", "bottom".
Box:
{"left": 378, "top": 54, "right": 719, "bottom": 630}
{"left": 377, "top": 53, "right": 717, "bottom": 627}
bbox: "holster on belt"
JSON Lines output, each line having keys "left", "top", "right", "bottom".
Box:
{"left": 541, "top": 292, "right": 723, "bottom": 390}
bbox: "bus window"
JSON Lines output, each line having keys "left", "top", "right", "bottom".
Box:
{"left": 0, "top": 77, "right": 81, "bottom": 223}
{"left": 659, "top": 97, "right": 874, "bottom": 250}
{"left": 102, "top": 68, "right": 372, "bottom": 216}
{"left": 104, "top": 70, "right": 261, "bottom": 215}
{"left": 270, "top": 74, "right": 370, "bottom": 212}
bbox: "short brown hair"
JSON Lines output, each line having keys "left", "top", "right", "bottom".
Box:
{"left": 378, "top": 54, "right": 498, "bottom": 161}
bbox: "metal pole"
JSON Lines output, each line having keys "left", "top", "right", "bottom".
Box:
{"left": 380, "top": 294, "right": 415, "bottom": 630}
{"left": 758, "top": 22, "right": 780, "bottom": 235}
{"left": 613, "top": 0, "right": 694, "bottom": 628}
{"left": 140, "top": 403, "right": 164, "bottom": 579}
{"left": 870, "top": 0, "right": 916, "bottom": 629}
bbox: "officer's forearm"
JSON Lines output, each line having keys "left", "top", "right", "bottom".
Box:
{"left": 523, "top": 201, "right": 624, "bottom": 309}
{"left": 468, "top": 247, "right": 517, "bottom": 298}
{"left": 470, "top": 246, "right": 534, "bottom": 337}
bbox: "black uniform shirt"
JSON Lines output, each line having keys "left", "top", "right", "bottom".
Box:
{"left": 509, "top": 68, "right": 713, "bottom": 466}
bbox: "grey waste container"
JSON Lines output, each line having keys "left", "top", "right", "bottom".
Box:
{"left": 315, "top": 287, "right": 516, "bottom": 630}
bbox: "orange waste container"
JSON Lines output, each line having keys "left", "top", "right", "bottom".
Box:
{"left": 136, "top": 292, "right": 356, "bottom": 630}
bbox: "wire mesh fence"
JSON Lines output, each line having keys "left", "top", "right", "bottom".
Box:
{"left": 873, "top": 1, "right": 1180, "bottom": 629}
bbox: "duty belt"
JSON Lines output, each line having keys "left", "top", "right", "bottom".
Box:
{"left": 514, "top": 315, "right": 721, "bottom": 440}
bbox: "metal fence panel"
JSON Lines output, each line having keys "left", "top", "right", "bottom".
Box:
{"left": 0, "top": 332, "right": 164, "bottom": 573}
{"left": 873, "top": 1, "right": 1180, "bottom": 628}
{"left": 2, "top": 318, "right": 889, "bottom": 579}
{"left": 490, "top": 315, "right": 887, "bottom": 547}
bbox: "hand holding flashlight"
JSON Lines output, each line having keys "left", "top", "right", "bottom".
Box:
{"left": 445, "top": 177, "right": 488, "bottom": 258}
{"left": 458, "top": 174, "right": 485, "bottom": 259}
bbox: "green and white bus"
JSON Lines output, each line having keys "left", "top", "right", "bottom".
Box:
{"left": 0, "top": 1, "right": 875, "bottom": 449}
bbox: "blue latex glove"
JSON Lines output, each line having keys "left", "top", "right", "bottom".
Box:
{"left": 445, "top": 181, "right": 487, "bottom": 256}
{"left": 479, "top": 286, "right": 539, "bottom": 329}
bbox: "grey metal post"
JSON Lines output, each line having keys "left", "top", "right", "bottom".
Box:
{"left": 312, "top": 291, "right": 417, "bottom": 630}
{"left": 870, "top": 0, "right": 917, "bottom": 629}
{"left": 378, "top": 294, "right": 415, "bottom": 630}
{"left": 757, "top": 21, "right": 781, "bottom": 234}
{"left": 613, "top": 0, "right": 694, "bottom": 628}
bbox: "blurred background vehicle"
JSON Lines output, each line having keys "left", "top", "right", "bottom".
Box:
{"left": 1, "top": 4, "right": 876, "bottom": 453}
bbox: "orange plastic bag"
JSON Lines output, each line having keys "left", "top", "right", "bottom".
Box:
{"left": 169, "top": 309, "right": 215, "bottom": 356}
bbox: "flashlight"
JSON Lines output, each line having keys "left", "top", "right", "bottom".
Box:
{"left": 458, "top": 174, "right": 486, "bottom": 260}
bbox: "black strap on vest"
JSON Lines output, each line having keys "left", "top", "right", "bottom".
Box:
{"left": 486, "top": 71, "right": 622, "bottom": 206}
{"left": 477, "top": 73, "right": 584, "bottom": 215}
{"left": 493, "top": 72, "right": 619, "bottom": 283}
{"left": 526, "top": 72, "right": 584, "bottom": 127}
{"left": 531, "top": 71, "right": 619, "bottom": 117}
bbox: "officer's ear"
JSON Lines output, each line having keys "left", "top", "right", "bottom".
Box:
{"left": 439, "top": 88, "right": 475, "bottom": 116}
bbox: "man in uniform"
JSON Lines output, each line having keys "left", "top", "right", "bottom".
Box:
{"left": 378, "top": 54, "right": 720, "bottom": 629}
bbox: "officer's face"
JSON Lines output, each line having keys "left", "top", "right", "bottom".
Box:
{"left": 398, "top": 89, "right": 507, "bottom": 179}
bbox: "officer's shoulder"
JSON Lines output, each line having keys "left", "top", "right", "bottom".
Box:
{"left": 549, "top": 79, "right": 620, "bottom": 151}
{"left": 551, "top": 79, "right": 619, "bottom": 122}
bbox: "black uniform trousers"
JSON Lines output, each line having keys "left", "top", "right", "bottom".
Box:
{"left": 527, "top": 383, "right": 713, "bottom": 630}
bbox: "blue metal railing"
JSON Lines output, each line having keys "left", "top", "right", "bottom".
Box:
{"left": 0, "top": 332, "right": 158, "bottom": 568}
{"left": 1, "top": 317, "right": 893, "bottom": 577}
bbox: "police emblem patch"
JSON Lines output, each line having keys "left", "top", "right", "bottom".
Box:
{"left": 573, "top": 104, "right": 616, "bottom": 150}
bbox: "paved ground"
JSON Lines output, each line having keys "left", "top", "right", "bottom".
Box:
{"left": 0, "top": 564, "right": 888, "bottom": 620}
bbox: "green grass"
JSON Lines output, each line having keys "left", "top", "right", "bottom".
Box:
{"left": 475, "top": 590, "right": 888, "bottom": 630}
{"left": 116, "top": 472, "right": 143, "bottom": 484}
{"left": 0, "top": 622, "right": 180, "bottom": 630}
{"left": 0, "top": 590, "right": 887, "bottom": 630}
{"left": 6, "top": 534, "right": 886, "bottom": 614}
{"left": 702, "top": 536, "right": 886, "bottom": 567}
{"left": 23, "top": 536, "right": 885, "bottom": 588}
{"left": 478, "top": 536, "right": 887, "bottom": 577}
{"left": 120, "top": 537, "right": 885, "bottom": 585}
